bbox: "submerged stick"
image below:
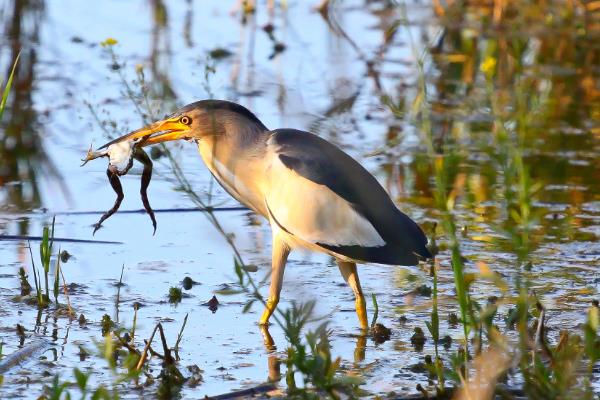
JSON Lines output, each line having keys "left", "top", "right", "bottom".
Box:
{"left": 209, "top": 383, "right": 278, "bottom": 400}
{"left": 49, "top": 206, "right": 248, "bottom": 216}
{"left": 0, "top": 338, "right": 52, "bottom": 374}
{"left": 0, "top": 235, "right": 121, "bottom": 244}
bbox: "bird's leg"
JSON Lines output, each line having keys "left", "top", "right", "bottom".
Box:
{"left": 337, "top": 260, "right": 368, "bottom": 331}
{"left": 259, "top": 235, "right": 290, "bottom": 326}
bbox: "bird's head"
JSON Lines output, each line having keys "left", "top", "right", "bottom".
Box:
{"left": 99, "top": 100, "right": 267, "bottom": 149}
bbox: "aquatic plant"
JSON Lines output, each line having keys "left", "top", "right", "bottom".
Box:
{"left": 283, "top": 304, "right": 360, "bottom": 399}
{"left": 168, "top": 287, "right": 183, "bottom": 304}
{"left": 390, "top": 7, "right": 474, "bottom": 389}
{"left": 425, "top": 259, "right": 445, "bottom": 393}
{"left": 383, "top": 1, "right": 600, "bottom": 397}
{"left": 39, "top": 297, "right": 192, "bottom": 399}
{"left": 39, "top": 219, "right": 55, "bottom": 301}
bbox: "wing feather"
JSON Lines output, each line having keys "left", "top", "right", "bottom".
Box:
{"left": 265, "top": 156, "right": 385, "bottom": 248}
{"left": 266, "top": 129, "right": 431, "bottom": 265}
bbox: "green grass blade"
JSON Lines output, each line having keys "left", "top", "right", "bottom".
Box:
{"left": 0, "top": 51, "right": 21, "bottom": 121}
{"left": 41, "top": 226, "right": 50, "bottom": 297}
{"left": 370, "top": 293, "right": 379, "bottom": 328}
{"left": 50, "top": 216, "right": 56, "bottom": 253}
{"left": 53, "top": 247, "right": 61, "bottom": 304}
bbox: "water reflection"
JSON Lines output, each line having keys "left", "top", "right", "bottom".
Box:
{"left": 389, "top": 0, "right": 600, "bottom": 254}
{"left": 259, "top": 324, "right": 366, "bottom": 383}
{"left": 149, "top": 0, "right": 176, "bottom": 102}
{"left": 0, "top": 0, "right": 66, "bottom": 212}
{"left": 259, "top": 325, "right": 281, "bottom": 382}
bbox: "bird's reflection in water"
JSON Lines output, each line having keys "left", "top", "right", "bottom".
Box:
{"left": 354, "top": 334, "right": 366, "bottom": 363}
{"left": 259, "top": 324, "right": 367, "bottom": 383}
{"left": 259, "top": 325, "right": 281, "bottom": 382}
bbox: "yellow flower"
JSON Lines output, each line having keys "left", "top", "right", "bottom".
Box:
{"left": 480, "top": 56, "right": 497, "bottom": 77}
{"left": 101, "top": 38, "right": 118, "bottom": 47}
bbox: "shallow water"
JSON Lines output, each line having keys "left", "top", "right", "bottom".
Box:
{"left": 0, "top": 0, "right": 599, "bottom": 398}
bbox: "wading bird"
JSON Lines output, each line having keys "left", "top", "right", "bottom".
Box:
{"left": 100, "top": 100, "right": 431, "bottom": 330}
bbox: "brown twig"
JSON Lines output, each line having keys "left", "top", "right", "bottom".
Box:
{"left": 535, "top": 302, "right": 554, "bottom": 362}
{"left": 59, "top": 267, "right": 75, "bottom": 317}
{"left": 156, "top": 322, "right": 175, "bottom": 365}
{"left": 135, "top": 323, "right": 161, "bottom": 370}
{"left": 135, "top": 322, "right": 176, "bottom": 371}
{"left": 174, "top": 313, "right": 188, "bottom": 360}
{"left": 131, "top": 303, "right": 139, "bottom": 341}
{"left": 145, "top": 341, "right": 165, "bottom": 360}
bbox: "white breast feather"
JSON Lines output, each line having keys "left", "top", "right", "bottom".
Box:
{"left": 266, "top": 156, "right": 385, "bottom": 248}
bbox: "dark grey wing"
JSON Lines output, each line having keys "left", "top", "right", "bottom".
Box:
{"left": 269, "top": 129, "right": 431, "bottom": 265}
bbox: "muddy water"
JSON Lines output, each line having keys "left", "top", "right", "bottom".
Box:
{"left": 0, "top": 0, "right": 599, "bottom": 398}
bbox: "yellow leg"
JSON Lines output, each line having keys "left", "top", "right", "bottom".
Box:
{"left": 259, "top": 297, "right": 278, "bottom": 326}
{"left": 337, "top": 260, "right": 368, "bottom": 331}
{"left": 259, "top": 234, "right": 290, "bottom": 326}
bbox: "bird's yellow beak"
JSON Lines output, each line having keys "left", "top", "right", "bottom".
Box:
{"left": 99, "top": 117, "right": 191, "bottom": 149}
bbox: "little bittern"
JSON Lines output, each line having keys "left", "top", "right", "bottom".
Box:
{"left": 99, "top": 100, "right": 431, "bottom": 330}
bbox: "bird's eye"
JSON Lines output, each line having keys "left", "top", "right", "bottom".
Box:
{"left": 179, "top": 116, "right": 192, "bottom": 125}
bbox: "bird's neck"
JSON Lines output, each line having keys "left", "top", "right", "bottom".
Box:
{"left": 197, "top": 128, "right": 270, "bottom": 216}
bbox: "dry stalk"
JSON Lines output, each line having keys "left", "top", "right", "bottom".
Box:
{"left": 59, "top": 267, "right": 75, "bottom": 317}
{"left": 135, "top": 322, "right": 174, "bottom": 371}
{"left": 135, "top": 323, "right": 161, "bottom": 370}
{"left": 453, "top": 346, "right": 511, "bottom": 400}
